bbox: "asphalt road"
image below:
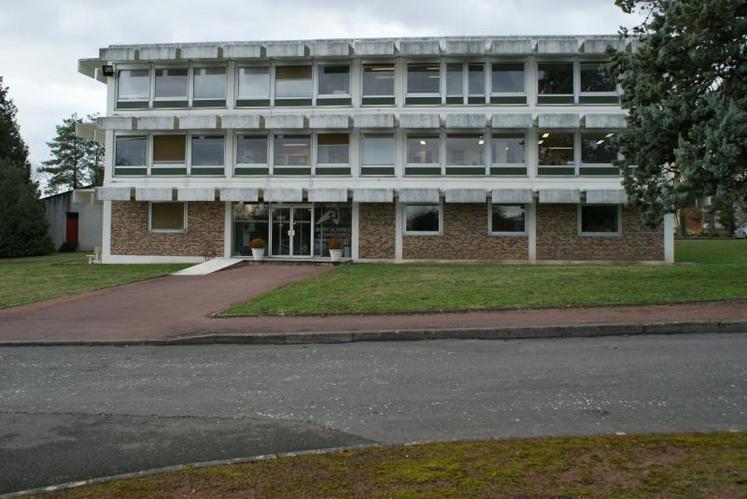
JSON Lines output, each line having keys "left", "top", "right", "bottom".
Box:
{"left": 1, "top": 333, "right": 746, "bottom": 493}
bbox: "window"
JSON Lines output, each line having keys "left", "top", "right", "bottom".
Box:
{"left": 580, "top": 62, "right": 615, "bottom": 93}
{"left": 233, "top": 203, "right": 269, "bottom": 256}
{"left": 275, "top": 65, "right": 312, "bottom": 99}
{"left": 317, "top": 134, "right": 349, "bottom": 164}
{"left": 362, "top": 135, "right": 395, "bottom": 165}
{"left": 405, "top": 204, "right": 441, "bottom": 234}
{"left": 191, "top": 135, "right": 224, "bottom": 166}
{"left": 407, "top": 135, "right": 440, "bottom": 164}
{"left": 117, "top": 69, "right": 149, "bottom": 101}
{"left": 491, "top": 133, "right": 525, "bottom": 164}
{"left": 407, "top": 63, "right": 440, "bottom": 94}
{"left": 362, "top": 64, "right": 395, "bottom": 96}
{"left": 236, "top": 135, "right": 268, "bottom": 164}
{"left": 150, "top": 203, "right": 186, "bottom": 232}
{"left": 237, "top": 66, "right": 270, "bottom": 98}
{"left": 318, "top": 65, "right": 350, "bottom": 96}
{"left": 581, "top": 132, "right": 617, "bottom": 164}
{"left": 446, "top": 134, "right": 484, "bottom": 165}
{"left": 153, "top": 135, "right": 186, "bottom": 164}
{"left": 446, "top": 63, "right": 463, "bottom": 97}
{"left": 491, "top": 63, "right": 525, "bottom": 93}
{"left": 490, "top": 205, "right": 526, "bottom": 233}
{"left": 538, "top": 132, "right": 574, "bottom": 165}
{"left": 274, "top": 134, "right": 311, "bottom": 166}
{"left": 115, "top": 136, "right": 146, "bottom": 166}
{"left": 468, "top": 63, "right": 485, "bottom": 97}
{"left": 537, "top": 63, "right": 574, "bottom": 95}
{"left": 580, "top": 205, "right": 620, "bottom": 235}
{"left": 193, "top": 67, "right": 226, "bottom": 100}
{"left": 154, "top": 68, "right": 188, "bottom": 99}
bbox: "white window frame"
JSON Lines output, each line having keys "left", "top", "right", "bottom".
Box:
{"left": 360, "top": 61, "right": 396, "bottom": 101}
{"left": 189, "top": 133, "right": 226, "bottom": 173}
{"left": 537, "top": 129, "right": 578, "bottom": 173}
{"left": 579, "top": 131, "right": 619, "bottom": 167}
{"left": 235, "top": 132, "right": 270, "bottom": 170}
{"left": 445, "top": 130, "right": 487, "bottom": 171}
{"left": 316, "top": 62, "right": 352, "bottom": 102}
{"left": 445, "top": 61, "right": 465, "bottom": 102}
{"left": 490, "top": 130, "right": 527, "bottom": 167}
{"left": 488, "top": 203, "right": 528, "bottom": 236}
{"left": 316, "top": 131, "right": 350, "bottom": 167}
{"left": 466, "top": 61, "right": 487, "bottom": 102}
{"left": 115, "top": 67, "right": 152, "bottom": 104}
{"left": 405, "top": 131, "right": 442, "bottom": 172}
{"left": 579, "top": 59, "right": 619, "bottom": 100}
{"left": 150, "top": 132, "right": 188, "bottom": 173}
{"left": 402, "top": 201, "right": 443, "bottom": 236}
{"left": 235, "top": 64, "right": 272, "bottom": 102}
{"left": 536, "top": 60, "right": 576, "bottom": 102}
{"left": 273, "top": 63, "right": 314, "bottom": 103}
{"left": 272, "top": 132, "right": 312, "bottom": 173}
{"left": 405, "top": 61, "right": 442, "bottom": 99}
{"left": 153, "top": 66, "right": 190, "bottom": 104}
{"left": 360, "top": 132, "right": 396, "bottom": 168}
{"left": 148, "top": 202, "right": 188, "bottom": 234}
{"left": 489, "top": 60, "right": 527, "bottom": 100}
{"left": 191, "top": 65, "right": 228, "bottom": 104}
{"left": 113, "top": 134, "right": 148, "bottom": 171}
{"left": 578, "top": 204, "right": 623, "bottom": 237}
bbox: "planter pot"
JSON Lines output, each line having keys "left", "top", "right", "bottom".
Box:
{"left": 329, "top": 249, "right": 344, "bottom": 261}
{"left": 251, "top": 248, "right": 265, "bottom": 260}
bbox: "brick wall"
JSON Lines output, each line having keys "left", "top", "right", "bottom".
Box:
{"left": 536, "top": 204, "right": 664, "bottom": 261}
{"left": 403, "top": 203, "right": 528, "bottom": 260}
{"left": 359, "top": 203, "right": 396, "bottom": 259}
{"left": 111, "top": 201, "right": 224, "bottom": 257}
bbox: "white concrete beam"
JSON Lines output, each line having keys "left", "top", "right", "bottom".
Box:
{"left": 220, "top": 187, "right": 259, "bottom": 202}
{"left": 223, "top": 43, "right": 265, "bottom": 59}
{"left": 354, "top": 40, "right": 396, "bottom": 56}
{"left": 398, "top": 113, "right": 441, "bottom": 129}
{"left": 310, "top": 41, "right": 351, "bottom": 57}
{"left": 97, "top": 116, "right": 135, "bottom": 131}
{"left": 584, "top": 113, "right": 627, "bottom": 129}
{"left": 399, "top": 188, "right": 440, "bottom": 203}
{"left": 491, "top": 113, "right": 533, "bottom": 128}
{"left": 581, "top": 38, "right": 625, "bottom": 54}
{"left": 177, "top": 187, "right": 216, "bottom": 202}
{"left": 445, "top": 113, "right": 487, "bottom": 129}
{"left": 180, "top": 45, "right": 220, "bottom": 59}
{"left": 491, "top": 189, "right": 534, "bottom": 204}
{"left": 539, "top": 189, "right": 581, "bottom": 204}
{"left": 354, "top": 113, "right": 395, "bottom": 128}
{"left": 398, "top": 39, "right": 441, "bottom": 55}
{"left": 178, "top": 115, "right": 220, "bottom": 130}
{"left": 264, "top": 114, "right": 307, "bottom": 129}
{"left": 137, "top": 116, "right": 178, "bottom": 131}
{"left": 308, "top": 188, "right": 348, "bottom": 202}
{"left": 536, "top": 39, "right": 579, "bottom": 54}
{"left": 263, "top": 188, "right": 303, "bottom": 202}
{"left": 353, "top": 188, "right": 393, "bottom": 203}
{"left": 99, "top": 47, "right": 137, "bottom": 61}
{"left": 266, "top": 42, "right": 308, "bottom": 58}
{"left": 585, "top": 189, "right": 627, "bottom": 205}
{"left": 444, "top": 189, "right": 487, "bottom": 203}
{"left": 221, "top": 115, "right": 262, "bottom": 129}
{"left": 537, "top": 113, "right": 581, "bottom": 129}
{"left": 443, "top": 39, "right": 486, "bottom": 55}
{"left": 488, "top": 39, "right": 535, "bottom": 55}
{"left": 308, "top": 114, "right": 351, "bottom": 129}
{"left": 136, "top": 188, "right": 173, "bottom": 202}
{"left": 96, "top": 187, "right": 131, "bottom": 201}
{"left": 139, "top": 46, "right": 178, "bottom": 60}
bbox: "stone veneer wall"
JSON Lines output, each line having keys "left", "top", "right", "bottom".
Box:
{"left": 111, "top": 201, "right": 224, "bottom": 256}
{"left": 358, "top": 203, "right": 396, "bottom": 259}
{"left": 403, "top": 203, "right": 528, "bottom": 260}
{"left": 536, "top": 204, "right": 664, "bottom": 261}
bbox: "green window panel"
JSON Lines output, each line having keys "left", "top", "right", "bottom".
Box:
{"left": 151, "top": 167, "right": 188, "bottom": 175}
{"left": 537, "top": 166, "right": 575, "bottom": 176}
{"left": 362, "top": 96, "right": 395, "bottom": 106}
{"left": 114, "top": 167, "right": 147, "bottom": 176}
{"left": 116, "top": 101, "right": 149, "bottom": 109}
{"left": 579, "top": 167, "right": 620, "bottom": 176}
{"left": 445, "top": 96, "right": 464, "bottom": 104}
{"left": 360, "top": 166, "right": 395, "bottom": 176}
{"left": 153, "top": 100, "right": 189, "bottom": 108}
{"left": 445, "top": 167, "right": 486, "bottom": 175}
{"left": 467, "top": 96, "right": 486, "bottom": 104}
{"left": 315, "top": 167, "right": 351, "bottom": 175}
{"left": 537, "top": 95, "right": 574, "bottom": 104}
{"left": 274, "top": 98, "right": 313, "bottom": 107}
{"left": 273, "top": 167, "right": 312, "bottom": 175}
{"left": 490, "top": 95, "right": 527, "bottom": 104}
{"left": 490, "top": 167, "right": 528, "bottom": 176}
{"left": 192, "top": 99, "right": 226, "bottom": 108}
{"left": 579, "top": 95, "right": 620, "bottom": 104}
{"left": 190, "top": 167, "right": 225, "bottom": 176}
{"left": 405, "top": 167, "right": 442, "bottom": 175}
{"left": 234, "top": 167, "right": 270, "bottom": 176}
{"left": 405, "top": 96, "right": 442, "bottom": 105}
{"left": 236, "top": 99, "right": 271, "bottom": 107}
{"left": 316, "top": 97, "right": 352, "bottom": 106}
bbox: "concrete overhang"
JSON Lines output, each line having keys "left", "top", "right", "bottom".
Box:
{"left": 539, "top": 189, "right": 581, "bottom": 204}
{"left": 180, "top": 45, "right": 220, "bottom": 60}
{"left": 96, "top": 187, "right": 132, "bottom": 202}
{"left": 265, "top": 42, "right": 309, "bottom": 58}
{"left": 444, "top": 189, "right": 487, "bottom": 203}
{"left": 263, "top": 188, "right": 303, "bottom": 202}
{"left": 398, "top": 113, "right": 441, "bottom": 129}
{"left": 221, "top": 115, "right": 263, "bottom": 130}
{"left": 581, "top": 38, "right": 626, "bottom": 54}
{"left": 537, "top": 113, "right": 581, "bottom": 129}
{"left": 354, "top": 113, "right": 395, "bottom": 128}
{"left": 308, "top": 188, "right": 348, "bottom": 202}
{"left": 443, "top": 39, "right": 486, "bottom": 55}
{"left": 353, "top": 188, "right": 393, "bottom": 203}
{"left": 139, "top": 46, "right": 178, "bottom": 60}
{"left": 177, "top": 187, "right": 216, "bottom": 201}
{"left": 353, "top": 40, "right": 396, "bottom": 56}
{"left": 310, "top": 41, "right": 352, "bottom": 57}
{"left": 583, "top": 113, "right": 627, "bottom": 129}
{"left": 99, "top": 47, "right": 138, "bottom": 61}
{"left": 222, "top": 43, "right": 265, "bottom": 59}
{"left": 78, "top": 58, "right": 106, "bottom": 82}
{"left": 585, "top": 189, "right": 627, "bottom": 205}
{"left": 398, "top": 39, "right": 441, "bottom": 56}
{"left": 491, "top": 113, "right": 533, "bottom": 129}
{"left": 491, "top": 189, "right": 534, "bottom": 204}
{"left": 220, "top": 187, "right": 260, "bottom": 202}
{"left": 137, "top": 116, "right": 178, "bottom": 131}
{"left": 97, "top": 116, "right": 135, "bottom": 131}
{"left": 399, "top": 188, "right": 440, "bottom": 203}
{"left": 136, "top": 187, "right": 173, "bottom": 202}
{"left": 536, "top": 39, "right": 580, "bottom": 54}
{"left": 488, "top": 38, "right": 535, "bottom": 55}
{"left": 308, "top": 114, "right": 351, "bottom": 129}
{"left": 177, "top": 115, "right": 220, "bottom": 130}
{"left": 72, "top": 189, "right": 97, "bottom": 205}
{"left": 74, "top": 122, "right": 105, "bottom": 144}
{"left": 263, "top": 114, "right": 307, "bottom": 129}
{"left": 445, "top": 113, "right": 487, "bottom": 129}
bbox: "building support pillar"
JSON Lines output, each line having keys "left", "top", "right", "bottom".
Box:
{"left": 101, "top": 200, "right": 112, "bottom": 263}
{"left": 351, "top": 201, "right": 360, "bottom": 261}
{"left": 394, "top": 200, "right": 403, "bottom": 261}
{"left": 527, "top": 201, "right": 537, "bottom": 263}
{"left": 664, "top": 213, "right": 674, "bottom": 263}
{"left": 224, "top": 202, "right": 232, "bottom": 258}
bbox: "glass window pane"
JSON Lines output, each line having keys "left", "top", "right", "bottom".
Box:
{"left": 238, "top": 67, "right": 270, "bottom": 98}
{"left": 314, "top": 204, "right": 352, "bottom": 257}
{"left": 446, "top": 63, "right": 463, "bottom": 96}
{"left": 318, "top": 65, "right": 350, "bottom": 95}
{"left": 581, "top": 133, "right": 617, "bottom": 163}
{"left": 118, "top": 70, "right": 150, "bottom": 100}
{"left": 151, "top": 203, "right": 184, "bottom": 231}
{"left": 491, "top": 133, "right": 525, "bottom": 164}
{"left": 491, "top": 205, "right": 526, "bottom": 233}
{"left": 191, "top": 135, "right": 224, "bottom": 166}
{"left": 362, "top": 135, "right": 395, "bottom": 165}
{"left": 407, "top": 135, "right": 440, "bottom": 164}
{"left": 446, "top": 134, "right": 484, "bottom": 165}
{"left": 154, "top": 68, "right": 188, "bottom": 98}
{"left": 407, "top": 63, "right": 440, "bottom": 94}
{"left": 362, "top": 64, "right": 395, "bottom": 96}
{"left": 153, "top": 135, "right": 186, "bottom": 163}
{"left": 317, "top": 134, "right": 349, "bottom": 164}
{"left": 581, "top": 205, "right": 619, "bottom": 233}
{"left": 115, "top": 136, "right": 146, "bottom": 166}
{"left": 538, "top": 132, "right": 575, "bottom": 165}
{"left": 274, "top": 134, "right": 310, "bottom": 166}
{"left": 275, "top": 65, "right": 312, "bottom": 98}
{"left": 193, "top": 67, "right": 226, "bottom": 99}
{"left": 468, "top": 63, "right": 485, "bottom": 95}
{"left": 406, "top": 204, "right": 440, "bottom": 232}
{"left": 233, "top": 203, "right": 269, "bottom": 256}
{"left": 491, "top": 63, "right": 524, "bottom": 93}
{"left": 236, "top": 135, "right": 268, "bottom": 164}
{"left": 537, "top": 63, "right": 573, "bottom": 95}
{"left": 580, "top": 62, "right": 616, "bottom": 92}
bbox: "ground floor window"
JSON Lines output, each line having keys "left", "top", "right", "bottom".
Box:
{"left": 233, "top": 203, "right": 269, "bottom": 256}
{"left": 149, "top": 202, "right": 186, "bottom": 232}
{"left": 489, "top": 204, "right": 526, "bottom": 234}
{"left": 404, "top": 203, "right": 441, "bottom": 235}
{"left": 314, "top": 204, "right": 352, "bottom": 257}
{"left": 579, "top": 204, "right": 621, "bottom": 235}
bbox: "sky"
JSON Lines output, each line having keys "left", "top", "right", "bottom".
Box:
{"left": 0, "top": 0, "right": 643, "bottom": 172}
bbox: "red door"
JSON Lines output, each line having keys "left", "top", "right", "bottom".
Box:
{"left": 65, "top": 212, "right": 79, "bottom": 246}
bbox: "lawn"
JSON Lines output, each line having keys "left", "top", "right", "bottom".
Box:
{"left": 223, "top": 239, "right": 747, "bottom": 315}
{"left": 0, "top": 252, "right": 189, "bottom": 309}
{"left": 45, "top": 432, "right": 747, "bottom": 498}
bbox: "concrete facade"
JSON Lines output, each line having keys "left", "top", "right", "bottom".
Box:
{"left": 43, "top": 190, "right": 103, "bottom": 251}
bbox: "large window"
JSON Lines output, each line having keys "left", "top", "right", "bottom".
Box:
{"left": 274, "top": 134, "right": 311, "bottom": 166}
{"left": 405, "top": 204, "right": 441, "bottom": 234}
{"left": 115, "top": 136, "right": 146, "bottom": 166}
{"left": 580, "top": 205, "right": 621, "bottom": 235}
{"left": 236, "top": 135, "right": 268, "bottom": 164}
{"left": 491, "top": 63, "right": 525, "bottom": 93}
{"left": 317, "top": 65, "right": 350, "bottom": 96}
{"left": 314, "top": 204, "right": 352, "bottom": 257}
{"left": 537, "top": 63, "right": 574, "bottom": 99}
{"left": 191, "top": 135, "right": 224, "bottom": 166}
{"left": 362, "top": 135, "right": 395, "bottom": 165}
{"left": 490, "top": 205, "right": 526, "bottom": 234}
{"left": 446, "top": 63, "right": 463, "bottom": 98}
{"left": 538, "top": 132, "right": 574, "bottom": 166}
{"left": 237, "top": 66, "right": 270, "bottom": 100}
{"left": 233, "top": 203, "right": 269, "bottom": 256}
{"left": 407, "top": 135, "right": 440, "bottom": 164}
{"left": 580, "top": 62, "right": 616, "bottom": 93}
{"left": 275, "top": 65, "right": 312, "bottom": 99}
{"left": 193, "top": 67, "right": 226, "bottom": 101}
{"left": 117, "top": 69, "right": 149, "bottom": 102}
{"left": 407, "top": 63, "right": 440, "bottom": 94}
{"left": 317, "top": 134, "right": 349, "bottom": 164}
{"left": 491, "top": 133, "right": 525, "bottom": 164}
{"left": 154, "top": 68, "right": 188, "bottom": 101}
{"left": 362, "top": 64, "right": 395, "bottom": 102}
{"left": 468, "top": 63, "right": 485, "bottom": 98}
{"left": 581, "top": 132, "right": 617, "bottom": 164}
{"left": 446, "top": 134, "right": 484, "bottom": 165}
{"left": 153, "top": 135, "right": 186, "bottom": 164}
{"left": 149, "top": 203, "right": 186, "bottom": 232}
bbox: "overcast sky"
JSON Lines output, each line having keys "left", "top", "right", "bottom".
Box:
{"left": 0, "top": 0, "right": 642, "bottom": 170}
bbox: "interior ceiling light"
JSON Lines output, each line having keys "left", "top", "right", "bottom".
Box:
{"left": 596, "top": 139, "right": 605, "bottom": 145}
{"left": 419, "top": 140, "right": 426, "bottom": 145}
{"left": 542, "top": 132, "right": 550, "bottom": 138}
{"left": 605, "top": 133, "right": 615, "bottom": 138}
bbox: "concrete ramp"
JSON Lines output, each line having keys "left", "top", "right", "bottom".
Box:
{"left": 172, "top": 258, "right": 241, "bottom": 276}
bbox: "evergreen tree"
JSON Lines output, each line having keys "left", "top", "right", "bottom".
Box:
{"left": 0, "top": 76, "right": 32, "bottom": 181}
{"left": 610, "top": 0, "right": 747, "bottom": 225}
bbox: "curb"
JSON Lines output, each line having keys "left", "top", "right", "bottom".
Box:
{"left": 1, "top": 320, "right": 745, "bottom": 347}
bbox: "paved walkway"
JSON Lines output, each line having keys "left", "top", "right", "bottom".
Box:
{"left": 1, "top": 263, "right": 746, "bottom": 342}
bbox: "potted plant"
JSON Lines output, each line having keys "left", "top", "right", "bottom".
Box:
{"left": 327, "top": 237, "right": 345, "bottom": 261}
{"left": 250, "top": 238, "right": 266, "bottom": 260}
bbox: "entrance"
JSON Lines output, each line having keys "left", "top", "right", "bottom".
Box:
{"left": 270, "top": 206, "right": 312, "bottom": 257}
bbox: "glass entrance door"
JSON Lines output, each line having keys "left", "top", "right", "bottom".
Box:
{"left": 270, "top": 206, "right": 312, "bottom": 257}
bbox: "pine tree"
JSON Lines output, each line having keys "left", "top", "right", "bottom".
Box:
{"left": 0, "top": 76, "right": 31, "bottom": 181}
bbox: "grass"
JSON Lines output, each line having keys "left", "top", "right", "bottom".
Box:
{"left": 223, "top": 239, "right": 747, "bottom": 316}
{"left": 0, "top": 252, "right": 189, "bottom": 309}
{"left": 43, "top": 432, "right": 747, "bottom": 498}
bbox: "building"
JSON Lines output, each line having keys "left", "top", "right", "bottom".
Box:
{"left": 77, "top": 36, "right": 674, "bottom": 264}
{"left": 42, "top": 189, "right": 102, "bottom": 252}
